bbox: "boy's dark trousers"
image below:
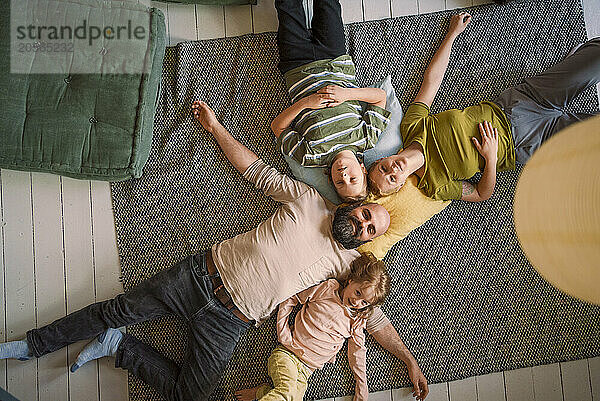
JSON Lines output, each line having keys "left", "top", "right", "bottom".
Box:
{"left": 26, "top": 252, "right": 250, "bottom": 401}
{"left": 276, "top": 0, "right": 347, "bottom": 74}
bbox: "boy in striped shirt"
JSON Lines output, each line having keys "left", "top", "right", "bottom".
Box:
{"left": 271, "top": 0, "right": 391, "bottom": 202}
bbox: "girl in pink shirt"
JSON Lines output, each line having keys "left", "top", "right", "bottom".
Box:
{"left": 236, "top": 252, "right": 390, "bottom": 401}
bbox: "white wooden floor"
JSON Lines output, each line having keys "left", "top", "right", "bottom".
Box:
{"left": 1, "top": 0, "right": 599, "bottom": 400}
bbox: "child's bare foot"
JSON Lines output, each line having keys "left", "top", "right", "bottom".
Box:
{"left": 234, "top": 384, "right": 265, "bottom": 401}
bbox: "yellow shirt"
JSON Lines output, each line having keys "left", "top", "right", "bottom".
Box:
{"left": 401, "top": 102, "right": 515, "bottom": 200}
{"left": 359, "top": 175, "right": 450, "bottom": 259}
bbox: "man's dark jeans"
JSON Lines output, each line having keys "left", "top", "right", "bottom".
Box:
{"left": 27, "top": 252, "right": 250, "bottom": 401}
{"left": 276, "top": 0, "right": 347, "bottom": 74}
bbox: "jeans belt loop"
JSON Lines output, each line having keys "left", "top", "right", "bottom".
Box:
{"left": 193, "top": 253, "right": 205, "bottom": 274}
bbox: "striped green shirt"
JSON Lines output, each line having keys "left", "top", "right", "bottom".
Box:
{"left": 279, "top": 55, "right": 391, "bottom": 167}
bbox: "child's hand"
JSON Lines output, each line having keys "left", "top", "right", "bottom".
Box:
{"left": 317, "top": 85, "right": 350, "bottom": 106}
{"left": 472, "top": 121, "right": 499, "bottom": 164}
{"left": 447, "top": 12, "right": 471, "bottom": 38}
{"left": 302, "top": 92, "right": 334, "bottom": 109}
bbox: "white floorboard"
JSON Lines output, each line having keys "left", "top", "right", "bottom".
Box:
{"left": 583, "top": 0, "right": 600, "bottom": 38}
{"left": 3, "top": 170, "right": 37, "bottom": 401}
{"left": 446, "top": 0, "right": 473, "bottom": 10}
{"left": 168, "top": 3, "right": 198, "bottom": 44}
{"left": 504, "top": 367, "right": 534, "bottom": 401}
{"left": 224, "top": 5, "right": 253, "bottom": 37}
{"left": 1, "top": 0, "right": 598, "bottom": 400}
{"left": 62, "top": 178, "right": 99, "bottom": 401}
{"left": 363, "top": 0, "right": 391, "bottom": 21}
{"left": 340, "top": 0, "right": 364, "bottom": 23}
{"left": 475, "top": 372, "right": 505, "bottom": 401}
{"left": 532, "top": 363, "right": 562, "bottom": 401}
{"left": 561, "top": 359, "right": 593, "bottom": 401}
{"left": 590, "top": 357, "right": 600, "bottom": 401}
{"left": 448, "top": 377, "right": 477, "bottom": 401}
{"left": 423, "top": 382, "right": 450, "bottom": 401}
{"left": 252, "top": 0, "right": 278, "bottom": 33}
{"left": 392, "top": 387, "right": 417, "bottom": 401}
{"left": 419, "top": 0, "right": 446, "bottom": 14}
{"left": 0, "top": 171, "right": 8, "bottom": 391}
{"left": 369, "top": 390, "right": 393, "bottom": 400}
{"left": 91, "top": 181, "right": 128, "bottom": 401}
{"left": 391, "top": 0, "right": 418, "bottom": 17}
{"left": 32, "top": 173, "right": 68, "bottom": 401}
{"left": 196, "top": 5, "right": 226, "bottom": 39}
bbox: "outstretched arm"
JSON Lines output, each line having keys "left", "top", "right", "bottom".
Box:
{"left": 461, "top": 121, "right": 499, "bottom": 202}
{"left": 192, "top": 100, "right": 258, "bottom": 175}
{"left": 371, "top": 323, "right": 429, "bottom": 400}
{"left": 413, "top": 12, "right": 471, "bottom": 107}
{"left": 348, "top": 331, "right": 368, "bottom": 401}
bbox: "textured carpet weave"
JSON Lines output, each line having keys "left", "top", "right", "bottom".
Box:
{"left": 110, "top": 0, "right": 600, "bottom": 399}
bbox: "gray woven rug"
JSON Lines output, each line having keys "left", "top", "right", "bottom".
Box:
{"left": 110, "top": 0, "right": 600, "bottom": 399}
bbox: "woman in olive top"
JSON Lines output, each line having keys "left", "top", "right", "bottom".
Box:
{"left": 368, "top": 13, "right": 600, "bottom": 202}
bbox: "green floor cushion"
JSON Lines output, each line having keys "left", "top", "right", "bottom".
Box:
{"left": 0, "top": 1, "right": 167, "bottom": 181}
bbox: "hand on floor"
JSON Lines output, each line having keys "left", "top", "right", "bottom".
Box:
{"left": 235, "top": 384, "right": 267, "bottom": 401}
{"left": 192, "top": 100, "right": 221, "bottom": 133}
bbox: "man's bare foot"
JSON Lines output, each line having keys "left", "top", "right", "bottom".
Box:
{"left": 234, "top": 384, "right": 266, "bottom": 401}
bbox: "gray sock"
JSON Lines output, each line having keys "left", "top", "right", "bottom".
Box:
{"left": 0, "top": 338, "right": 31, "bottom": 361}
{"left": 70, "top": 328, "right": 123, "bottom": 373}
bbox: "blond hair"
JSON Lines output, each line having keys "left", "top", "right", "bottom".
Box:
{"left": 341, "top": 252, "right": 391, "bottom": 319}
{"left": 367, "top": 163, "right": 385, "bottom": 197}
{"left": 367, "top": 162, "right": 403, "bottom": 198}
